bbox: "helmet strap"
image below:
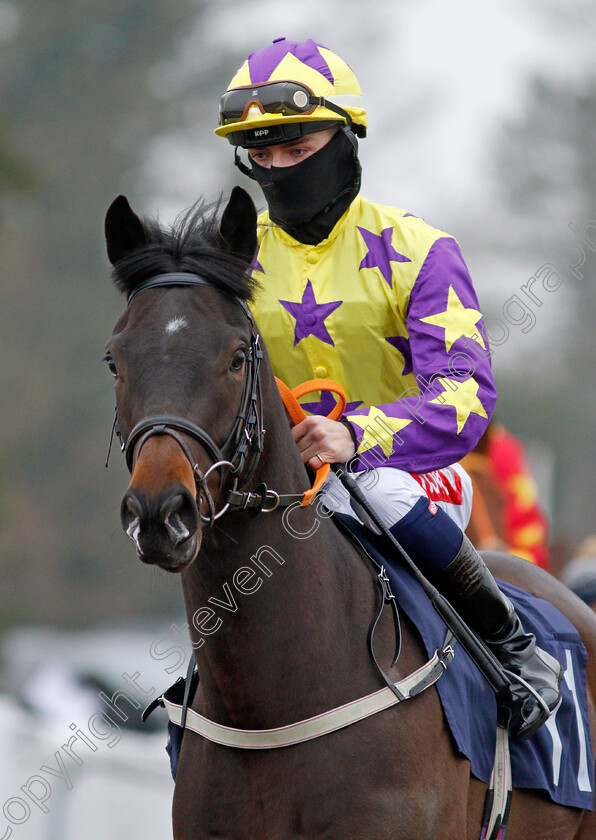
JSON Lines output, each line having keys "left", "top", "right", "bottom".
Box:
{"left": 234, "top": 148, "right": 256, "bottom": 180}
{"left": 316, "top": 100, "right": 360, "bottom": 155}
{"left": 312, "top": 98, "right": 363, "bottom": 147}
{"left": 340, "top": 124, "right": 359, "bottom": 156}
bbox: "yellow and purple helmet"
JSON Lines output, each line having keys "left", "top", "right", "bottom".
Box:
{"left": 215, "top": 37, "right": 367, "bottom": 148}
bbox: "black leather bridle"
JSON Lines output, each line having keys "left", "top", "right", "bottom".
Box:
{"left": 113, "top": 272, "right": 274, "bottom": 525}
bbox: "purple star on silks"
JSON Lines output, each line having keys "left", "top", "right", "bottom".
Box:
{"left": 280, "top": 280, "right": 342, "bottom": 346}
{"left": 251, "top": 231, "right": 268, "bottom": 274}
{"left": 385, "top": 336, "right": 413, "bottom": 376}
{"left": 301, "top": 391, "right": 363, "bottom": 416}
{"left": 251, "top": 253, "right": 264, "bottom": 274}
{"left": 248, "top": 38, "right": 334, "bottom": 85}
{"left": 357, "top": 226, "right": 411, "bottom": 287}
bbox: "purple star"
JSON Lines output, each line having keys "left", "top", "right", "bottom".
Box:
{"left": 301, "top": 390, "right": 363, "bottom": 416}
{"left": 251, "top": 231, "right": 267, "bottom": 275}
{"left": 280, "top": 280, "right": 342, "bottom": 346}
{"left": 248, "top": 38, "right": 334, "bottom": 85}
{"left": 386, "top": 336, "right": 413, "bottom": 376}
{"left": 358, "top": 226, "right": 411, "bottom": 287}
{"left": 251, "top": 253, "right": 264, "bottom": 274}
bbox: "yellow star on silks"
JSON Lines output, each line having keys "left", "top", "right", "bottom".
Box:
{"left": 348, "top": 407, "right": 412, "bottom": 458}
{"left": 430, "top": 377, "right": 488, "bottom": 434}
{"left": 420, "top": 286, "right": 486, "bottom": 352}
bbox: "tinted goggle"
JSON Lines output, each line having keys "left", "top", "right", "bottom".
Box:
{"left": 219, "top": 81, "right": 348, "bottom": 126}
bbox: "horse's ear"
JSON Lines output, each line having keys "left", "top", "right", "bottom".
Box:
{"left": 104, "top": 195, "right": 148, "bottom": 266}
{"left": 219, "top": 186, "right": 258, "bottom": 264}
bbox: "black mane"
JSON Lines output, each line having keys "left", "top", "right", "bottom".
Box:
{"left": 111, "top": 198, "right": 258, "bottom": 302}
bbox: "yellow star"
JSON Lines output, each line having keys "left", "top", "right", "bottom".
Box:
{"left": 348, "top": 407, "right": 412, "bottom": 458}
{"left": 420, "top": 286, "right": 485, "bottom": 352}
{"left": 430, "top": 377, "right": 488, "bottom": 434}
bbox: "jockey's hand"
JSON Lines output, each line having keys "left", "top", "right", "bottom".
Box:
{"left": 291, "top": 416, "right": 356, "bottom": 472}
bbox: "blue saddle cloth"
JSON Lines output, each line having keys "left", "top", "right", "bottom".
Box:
{"left": 335, "top": 513, "right": 595, "bottom": 810}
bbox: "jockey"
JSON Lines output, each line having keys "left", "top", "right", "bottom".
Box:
{"left": 215, "top": 37, "right": 562, "bottom": 739}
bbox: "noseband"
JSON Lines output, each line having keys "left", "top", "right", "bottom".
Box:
{"left": 115, "top": 273, "right": 268, "bottom": 525}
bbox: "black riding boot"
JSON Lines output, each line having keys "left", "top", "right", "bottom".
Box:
{"left": 440, "top": 535, "right": 563, "bottom": 740}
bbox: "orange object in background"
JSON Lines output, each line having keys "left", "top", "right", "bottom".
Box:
{"left": 461, "top": 424, "right": 551, "bottom": 570}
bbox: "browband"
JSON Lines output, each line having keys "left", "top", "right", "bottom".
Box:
{"left": 127, "top": 272, "right": 254, "bottom": 323}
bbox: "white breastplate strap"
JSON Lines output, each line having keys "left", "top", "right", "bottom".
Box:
{"left": 162, "top": 643, "right": 455, "bottom": 750}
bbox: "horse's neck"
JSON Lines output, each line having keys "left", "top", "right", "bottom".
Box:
{"left": 182, "top": 375, "right": 382, "bottom": 726}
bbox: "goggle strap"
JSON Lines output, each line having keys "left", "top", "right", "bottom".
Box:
{"left": 234, "top": 148, "right": 256, "bottom": 180}
{"left": 308, "top": 96, "right": 353, "bottom": 128}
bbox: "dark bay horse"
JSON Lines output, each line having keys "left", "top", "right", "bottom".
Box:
{"left": 104, "top": 187, "right": 596, "bottom": 840}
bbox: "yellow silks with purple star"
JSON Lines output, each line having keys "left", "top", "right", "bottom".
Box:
{"left": 250, "top": 194, "right": 497, "bottom": 473}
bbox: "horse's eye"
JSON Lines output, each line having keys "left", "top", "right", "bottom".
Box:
{"left": 104, "top": 354, "right": 118, "bottom": 378}
{"left": 230, "top": 349, "right": 246, "bottom": 371}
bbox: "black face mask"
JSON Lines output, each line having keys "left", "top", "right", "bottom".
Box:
{"left": 250, "top": 129, "right": 361, "bottom": 231}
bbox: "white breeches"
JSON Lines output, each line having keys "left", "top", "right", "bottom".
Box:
{"left": 319, "top": 463, "right": 473, "bottom": 534}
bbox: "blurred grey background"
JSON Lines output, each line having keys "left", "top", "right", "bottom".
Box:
{"left": 0, "top": 0, "right": 594, "bottom": 836}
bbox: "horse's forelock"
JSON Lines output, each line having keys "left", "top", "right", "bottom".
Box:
{"left": 111, "top": 199, "right": 258, "bottom": 302}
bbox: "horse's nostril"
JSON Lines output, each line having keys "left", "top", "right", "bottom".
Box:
{"left": 121, "top": 491, "right": 143, "bottom": 529}
{"left": 120, "top": 491, "right": 145, "bottom": 556}
{"left": 119, "top": 486, "right": 200, "bottom": 567}
{"left": 161, "top": 492, "right": 186, "bottom": 520}
{"left": 160, "top": 489, "right": 199, "bottom": 545}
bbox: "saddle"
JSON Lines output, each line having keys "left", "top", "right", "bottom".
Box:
{"left": 336, "top": 512, "right": 594, "bottom": 812}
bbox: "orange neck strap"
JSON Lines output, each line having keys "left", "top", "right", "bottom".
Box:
{"left": 275, "top": 378, "right": 347, "bottom": 506}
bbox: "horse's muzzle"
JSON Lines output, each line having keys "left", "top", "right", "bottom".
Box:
{"left": 120, "top": 484, "right": 201, "bottom": 572}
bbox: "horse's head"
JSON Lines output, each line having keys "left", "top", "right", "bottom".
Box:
{"left": 105, "top": 188, "right": 259, "bottom": 572}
